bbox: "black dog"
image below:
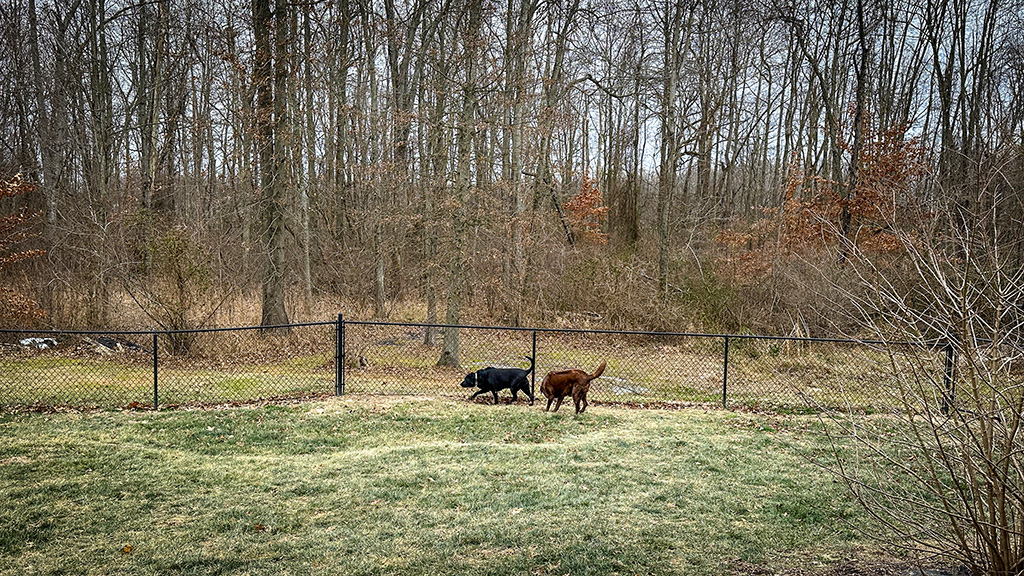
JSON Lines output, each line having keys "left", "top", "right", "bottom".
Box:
{"left": 460, "top": 356, "right": 535, "bottom": 405}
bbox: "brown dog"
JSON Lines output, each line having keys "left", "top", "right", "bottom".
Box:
{"left": 540, "top": 360, "right": 606, "bottom": 414}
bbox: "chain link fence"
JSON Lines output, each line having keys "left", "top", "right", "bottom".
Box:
{"left": 0, "top": 322, "right": 337, "bottom": 409}
{"left": 343, "top": 321, "right": 948, "bottom": 413}
{"left": 1, "top": 318, "right": 954, "bottom": 413}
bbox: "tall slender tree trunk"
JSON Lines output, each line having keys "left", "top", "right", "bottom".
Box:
{"left": 504, "top": 0, "right": 537, "bottom": 326}
{"left": 84, "top": 0, "right": 114, "bottom": 326}
{"left": 332, "top": 0, "right": 352, "bottom": 242}
{"left": 840, "top": 0, "right": 872, "bottom": 260}
{"left": 28, "top": 0, "right": 58, "bottom": 224}
{"left": 300, "top": 4, "right": 316, "bottom": 310}
{"left": 438, "top": 0, "right": 483, "bottom": 367}
{"left": 254, "top": 0, "right": 290, "bottom": 328}
{"left": 420, "top": 9, "right": 449, "bottom": 346}
{"left": 658, "top": 1, "right": 684, "bottom": 293}
{"left": 535, "top": 0, "right": 580, "bottom": 246}
{"left": 138, "top": 0, "right": 167, "bottom": 212}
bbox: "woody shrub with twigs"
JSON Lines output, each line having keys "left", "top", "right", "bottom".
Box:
{"left": 824, "top": 191, "right": 1024, "bottom": 576}
{"left": 772, "top": 122, "right": 1024, "bottom": 575}
{"left": 717, "top": 117, "right": 1024, "bottom": 573}
{"left": 122, "top": 223, "right": 221, "bottom": 354}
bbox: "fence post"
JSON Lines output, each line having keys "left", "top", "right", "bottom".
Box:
{"left": 722, "top": 336, "right": 730, "bottom": 409}
{"left": 942, "top": 341, "right": 955, "bottom": 415}
{"left": 531, "top": 330, "right": 537, "bottom": 398}
{"left": 336, "top": 313, "right": 345, "bottom": 395}
{"left": 152, "top": 333, "right": 159, "bottom": 410}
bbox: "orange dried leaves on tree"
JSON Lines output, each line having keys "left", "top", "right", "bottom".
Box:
{"left": 0, "top": 174, "right": 46, "bottom": 324}
{"left": 563, "top": 175, "right": 609, "bottom": 245}
{"left": 716, "top": 123, "right": 929, "bottom": 284}
{"left": 715, "top": 163, "right": 827, "bottom": 282}
{"left": 846, "top": 124, "right": 929, "bottom": 253}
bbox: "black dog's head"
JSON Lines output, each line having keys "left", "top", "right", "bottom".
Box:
{"left": 460, "top": 371, "right": 480, "bottom": 388}
{"left": 460, "top": 367, "right": 495, "bottom": 388}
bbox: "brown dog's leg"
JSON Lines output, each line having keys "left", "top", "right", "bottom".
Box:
{"left": 573, "top": 388, "right": 588, "bottom": 414}
{"left": 552, "top": 397, "right": 564, "bottom": 412}
{"left": 545, "top": 398, "right": 553, "bottom": 412}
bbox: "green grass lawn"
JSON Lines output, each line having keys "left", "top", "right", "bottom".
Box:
{"left": 0, "top": 397, "right": 888, "bottom": 575}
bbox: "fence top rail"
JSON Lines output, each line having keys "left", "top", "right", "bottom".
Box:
{"left": 0, "top": 320, "right": 334, "bottom": 337}
{"left": 2, "top": 317, "right": 943, "bottom": 348}
{"left": 340, "top": 319, "right": 926, "bottom": 347}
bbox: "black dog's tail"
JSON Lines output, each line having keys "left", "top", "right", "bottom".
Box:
{"left": 523, "top": 355, "right": 535, "bottom": 375}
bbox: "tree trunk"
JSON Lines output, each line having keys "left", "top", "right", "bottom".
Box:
{"left": 84, "top": 0, "right": 114, "bottom": 326}
{"left": 420, "top": 7, "right": 450, "bottom": 346}
{"left": 658, "top": 1, "right": 685, "bottom": 293}
{"left": 28, "top": 0, "right": 59, "bottom": 224}
{"left": 534, "top": 0, "right": 580, "bottom": 246}
{"left": 504, "top": 0, "right": 538, "bottom": 326}
{"left": 254, "top": 0, "right": 290, "bottom": 328}
{"left": 438, "top": 0, "right": 483, "bottom": 368}
{"left": 839, "top": 0, "right": 872, "bottom": 262}
{"left": 301, "top": 4, "right": 315, "bottom": 310}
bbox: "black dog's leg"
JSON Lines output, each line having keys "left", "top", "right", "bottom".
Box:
{"left": 513, "top": 382, "right": 534, "bottom": 405}
{"left": 512, "top": 378, "right": 532, "bottom": 405}
{"left": 491, "top": 390, "right": 499, "bottom": 404}
{"left": 468, "top": 389, "right": 488, "bottom": 401}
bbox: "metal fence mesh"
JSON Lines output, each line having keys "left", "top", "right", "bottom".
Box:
{"left": 534, "top": 332, "right": 724, "bottom": 406}
{"left": 1, "top": 332, "right": 154, "bottom": 408}
{"left": 155, "top": 324, "right": 335, "bottom": 406}
{"left": 0, "top": 323, "right": 335, "bottom": 409}
{"left": 343, "top": 324, "right": 535, "bottom": 398}
{"left": 1, "top": 320, "right": 957, "bottom": 413}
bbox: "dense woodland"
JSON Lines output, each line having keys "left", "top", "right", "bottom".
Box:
{"left": 0, "top": 0, "right": 1022, "bottom": 344}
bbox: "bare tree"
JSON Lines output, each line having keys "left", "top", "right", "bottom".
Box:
{"left": 501, "top": 0, "right": 539, "bottom": 326}
{"left": 253, "top": 0, "right": 290, "bottom": 328}
{"left": 656, "top": 0, "right": 687, "bottom": 293}
{"left": 0, "top": 0, "right": 1019, "bottom": 338}
{"left": 438, "top": 0, "right": 483, "bottom": 367}
{"left": 534, "top": 0, "right": 581, "bottom": 247}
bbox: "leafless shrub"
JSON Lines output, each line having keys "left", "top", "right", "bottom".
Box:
{"left": 819, "top": 192, "right": 1024, "bottom": 575}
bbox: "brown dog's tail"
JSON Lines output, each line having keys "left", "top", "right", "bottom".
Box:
{"left": 587, "top": 360, "right": 607, "bottom": 382}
